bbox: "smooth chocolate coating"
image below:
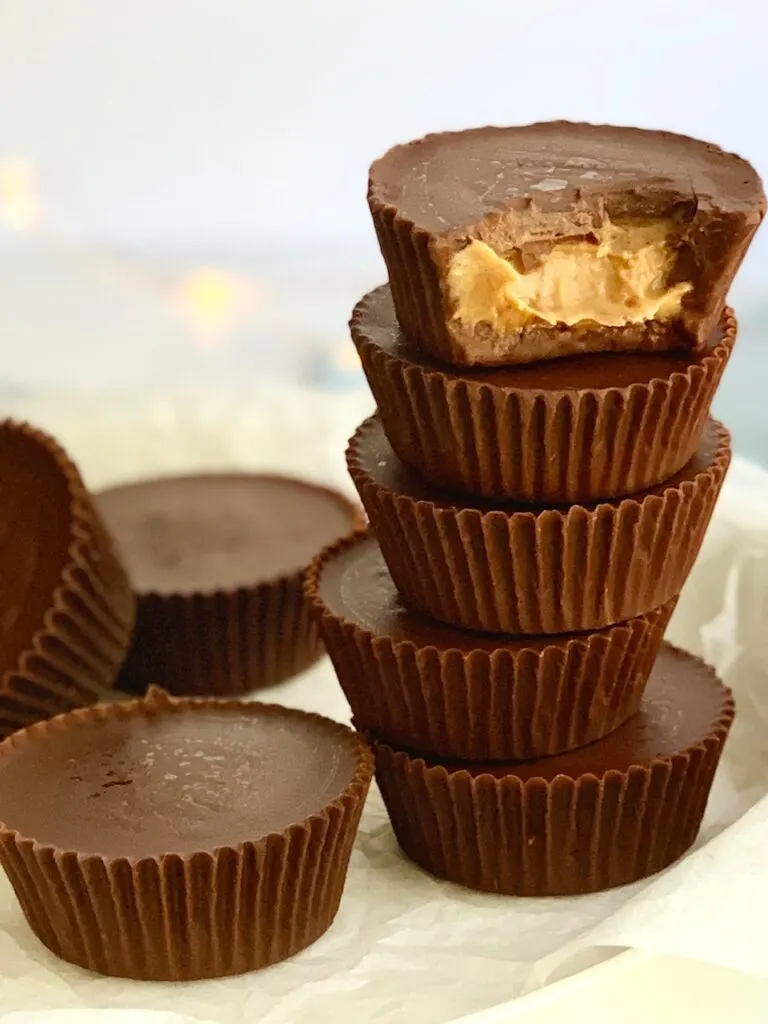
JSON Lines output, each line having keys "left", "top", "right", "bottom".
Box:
{"left": 368, "top": 122, "right": 764, "bottom": 367}
{"left": 370, "top": 122, "right": 764, "bottom": 235}
{"left": 320, "top": 532, "right": 596, "bottom": 654}
{"left": 97, "top": 475, "right": 357, "bottom": 595}
{"left": 355, "top": 284, "right": 727, "bottom": 389}
{"left": 353, "top": 415, "right": 725, "bottom": 513}
{"left": 0, "top": 703, "right": 359, "bottom": 857}
{"left": 428, "top": 644, "right": 728, "bottom": 781}
{"left": 0, "top": 425, "right": 73, "bottom": 670}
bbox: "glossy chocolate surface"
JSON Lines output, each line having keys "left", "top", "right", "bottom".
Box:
{"left": 97, "top": 474, "right": 357, "bottom": 594}
{"left": 0, "top": 701, "right": 359, "bottom": 857}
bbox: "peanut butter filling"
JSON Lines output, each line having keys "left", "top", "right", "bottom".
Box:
{"left": 447, "top": 220, "right": 692, "bottom": 332}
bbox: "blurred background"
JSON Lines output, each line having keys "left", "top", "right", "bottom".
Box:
{"left": 0, "top": 0, "right": 766, "bottom": 466}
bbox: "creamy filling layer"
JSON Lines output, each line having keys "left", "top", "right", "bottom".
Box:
{"left": 447, "top": 219, "right": 692, "bottom": 332}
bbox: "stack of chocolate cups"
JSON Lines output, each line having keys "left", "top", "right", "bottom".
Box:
{"left": 308, "top": 122, "right": 765, "bottom": 897}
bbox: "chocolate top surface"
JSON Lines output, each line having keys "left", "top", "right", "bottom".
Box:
{"left": 353, "top": 286, "right": 732, "bottom": 388}
{"left": 0, "top": 701, "right": 359, "bottom": 857}
{"left": 351, "top": 415, "right": 727, "bottom": 513}
{"left": 96, "top": 474, "right": 357, "bottom": 595}
{"left": 369, "top": 121, "right": 764, "bottom": 235}
{"left": 424, "top": 644, "right": 730, "bottom": 780}
{"left": 318, "top": 533, "right": 647, "bottom": 652}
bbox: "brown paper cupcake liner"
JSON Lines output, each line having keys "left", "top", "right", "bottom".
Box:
{"left": 307, "top": 530, "right": 676, "bottom": 761}
{"left": 112, "top": 492, "right": 365, "bottom": 698}
{"left": 117, "top": 571, "right": 320, "bottom": 696}
{"left": 372, "top": 648, "right": 734, "bottom": 896}
{"left": 0, "top": 420, "right": 135, "bottom": 738}
{"left": 351, "top": 286, "right": 736, "bottom": 504}
{"left": 0, "top": 689, "right": 374, "bottom": 980}
{"left": 347, "top": 415, "right": 731, "bottom": 634}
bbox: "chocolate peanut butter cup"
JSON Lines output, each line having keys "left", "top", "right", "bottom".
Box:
{"left": 307, "top": 531, "right": 676, "bottom": 761}
{"left": 96, "top": 474, "right": 362, "bottom": 696}
{"left": 352, "top": 286, "right": 736, "bottom": 504}
{"left": 369, "top": 121, "right": 764, "bottom": 367}
{"left": 347, "top": 416, "right": 730, "bottom": 635}
{"left": 0, "top": 688, "right": 373, "bottom": 980}
{"left": 0, "top": 420, "right": 135, "bottom": 738}
{"left": 373, "top": 644, "right": 734, "bottom": 896}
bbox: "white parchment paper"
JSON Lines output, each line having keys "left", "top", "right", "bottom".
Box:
{"left": 0, "top": 389, "right": 767, "bottom": 1024}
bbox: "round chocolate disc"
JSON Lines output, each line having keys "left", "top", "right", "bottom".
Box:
{"left": 97, "top": 474, "right": 358, "bottom": 595}
{"left": 0, "top": 698, "right": 361, "bottom": 858}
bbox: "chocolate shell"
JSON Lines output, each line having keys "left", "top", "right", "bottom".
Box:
{"left": 96, "top": 474, "right": 363, "bottom": 695}
{"left": 308, "top": 530, "right": 676, "bottom": 760}
{"left": 347, "top": 415, "right": 730, "bottom": 634}
{"left": 0, "top": 688, "right": 373, "bottom": 980}
{"left": 373, "top": 644, "right": 734, "bottom": 895}
{"left": 369, "top": 121, "right": 764, "bottom": 366}
{"left": 0, "top": 420, "right": 135, "bottom": 738}
{"left": 352, "top": 286, "right": 736, "bottom": 504}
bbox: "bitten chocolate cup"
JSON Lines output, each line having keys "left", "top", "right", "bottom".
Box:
{"left": 347, "top": 416, "right": 730, "bottom": 635}
{"left": 373, "top": 644, "right": 734, "bottom": 896}
{"left": 307, "top": 530, "right": 676, "bottom": 761}
{"left": 96, "top": 475, "right": 363, "bottom": 696}
{"left": 352, "top": 286, "right": 736, "bottom": 504}
{"left": 368, "top": 122, "right": 764, "bottom": 367}
{"left": 0, "top": 688, "right": 374, "bottom": 981}
{"left": 0, "top": 420, "right": 135, "bottom": 739}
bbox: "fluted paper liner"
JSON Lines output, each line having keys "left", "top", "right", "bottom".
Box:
{"left": 373, "top": 656, "right": 735, "bottom": 896}
{"left": 0, "top": 688, "right": 374, "bottom": 980}
{"left": 307, "top": 530, "right": 676, "bottom": 761}
{"left": 347, "top": 416, "right": 731, "bottom": 635}
{"left": 352, "top": 286, "right": 736, "bottom": 504}
{"left": 111, "top": 486, "right": 364, "bottom": 696}
{"left": 0, "top": 420, "right": 135, "bottom": 738}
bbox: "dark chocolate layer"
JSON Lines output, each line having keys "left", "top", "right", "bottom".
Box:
{"left": 312, "top": 531, "right": 674, "bottom": 760}
{"left": 97, "top": 474, "right": 357, "bottom": 595}
{"left": 353, "top": 414, "right": 723, "bottom": 513}
{"left": 370, "top": 121, "right": 764, "bottom": 235}
{"left": 430, "top": 644, "right": 725, "bottom": 781}
{"left": 320, "top": 532, "right": 576, "bottom": 653}
{"left": 0, "top": 700, "right": 360, "bottom": 857}
{"left": 368, "top": 121, "right": 764, "bottom": 366}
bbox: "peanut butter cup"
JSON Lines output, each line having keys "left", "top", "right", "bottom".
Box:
{"left": 308, "top": 531, "right": 675, "bottom": 760}
{"left": 369, "top": 121, "right": 764, "bottom": 367}
{"left": 0, "top": 420, "right": 135, "bottom": 738}
{"left": 373, "top": 644, "right": 734, "bottom": 895}
{"left": 0, "top": 688, "right": 373, "bottom": 980}
{"left": 96, "top": 474, "right": 362, "bottom": 695}
{"left": 347, "top": 415, "right": 730, "bottom": 635}
{"left": 352, "top": 286, "right": 736, "bottom": 504}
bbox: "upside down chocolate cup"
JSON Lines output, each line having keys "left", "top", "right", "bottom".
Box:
{"left": 347, "top": 415, "right": 730, "bottom": 635}
{"left": 0, "top": 687, "right": 374, "bottom": 980}
{"left": 0, "top": 420, "right": 135, "bottom": 739}
{"left": 96, "top": 474, "right": 363, "bottom": 696}
{"left": 373, "top": 644, "right": 734, "bottom": 896}
{"left": 352, "top": 286, "right": 736, "bottom": 505}
{"left": 307, "top": 530, "right": 676, "bottom": 761}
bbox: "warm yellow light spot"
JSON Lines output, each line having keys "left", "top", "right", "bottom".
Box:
{"left": 175, "top": 268, "right": 262, "bottom": 349}
{"left": 0, "top": 159, "right": 41, "bottom": 231}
